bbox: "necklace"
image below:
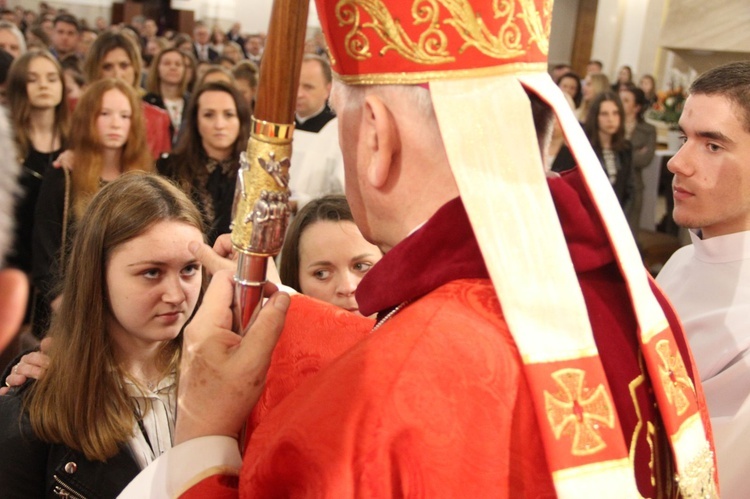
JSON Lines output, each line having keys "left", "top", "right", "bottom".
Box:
{"left": 372, "top": 301, "right": 410, "bottom": 331}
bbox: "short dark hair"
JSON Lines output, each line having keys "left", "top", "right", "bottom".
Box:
{"left": 588, "top": 60, "right": 603, "bottom": 70}
{"left": 53, "top": 13, "right": 80, "bottom": 32}
{"left": 619, "top": 83, "right": 648, "bottom": 121}
{"left": 556, "top": 71, "right": 583, "bottom": 107}
{"left": 302, "top": 54, "right": 332, "bottom": 84}
{"left": 689, "top": 61, "right": 750, "bottom": 133}
{"left": 279, "top": 195, "right": 354, "bottom": 292}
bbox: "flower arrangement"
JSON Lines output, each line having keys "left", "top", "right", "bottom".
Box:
{"left": 647, "top": 87, "right": 686, "bottom": 129}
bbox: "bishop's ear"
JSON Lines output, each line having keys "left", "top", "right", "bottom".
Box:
{"left": 362, "top": 94, "right": 399, "bottom": 188}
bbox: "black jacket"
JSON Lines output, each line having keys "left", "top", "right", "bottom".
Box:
{"left": 142, "top": 92, "right": 190, "bottom": 145}
{"left": 551, "top": 143, "right": 634, "bottom": 207}
{"left": 0, "top": 383, "right": 141, "bottom": 498}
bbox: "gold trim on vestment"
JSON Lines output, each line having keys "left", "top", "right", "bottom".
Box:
{"left": 172, "top": 465, "right": 239, "bottom": 499}
{"left": 520, "top": 346, "right": 599, "bottom": 365}
{"left": 551, "top": 458, "right": 640, "bottom": 497}
{"left": 640, "top": 317, "right": 670, "bottom": 345}
{"left": 675, "top": 444, "right": 718, "bottom": 499}
{"left": 333, "top": 61, "right": 547, "bottom": 85}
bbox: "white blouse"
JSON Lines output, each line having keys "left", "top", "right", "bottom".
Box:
{"left": 123, "top": 374, "right": 177, "bottom": 470}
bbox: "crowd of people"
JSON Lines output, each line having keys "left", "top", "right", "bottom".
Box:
{"left": 550, "top": 60, "right": 658, "bottom": 244}
{"left": 0, "top": 0, "right": 747, "bottom": 497}
{"left": 0, "top": 6, "right": 367, "bottom": 496}
{"left": 0, "top": 5, "right": 348, "bottom": 341}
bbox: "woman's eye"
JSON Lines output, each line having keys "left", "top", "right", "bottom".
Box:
{"left": 143, "top": 269, "right": 160, "bottom": 279}
{"left": 354, "top": 262, "right": 373, "bottom": 273}
{"left": 181, "top": 264, "right": 201, "bottom": 276}
{"left": 313, "top": 269, "right": 331, "bottom": 280}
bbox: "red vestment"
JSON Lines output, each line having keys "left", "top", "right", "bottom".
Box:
{"left": 182, "top": 169, "right": 709, "bottom": 498}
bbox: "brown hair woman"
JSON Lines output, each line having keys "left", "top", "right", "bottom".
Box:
{"left": 143, "top": 47, "right": 191, "bottom": 144}
{"left": 82, "top": 30, "right": 171, "bottom": 158}
{"left": 0, "top": 172, "right": 204, "bottom": 497}
{"left": 279, "top": 195, "right": 381, "bottom": 315}
{"left": 5, "top": 49, "right": 69, "bottom": 278}
{"left": 156, "top": 81, "right": 250, "bottom": 244}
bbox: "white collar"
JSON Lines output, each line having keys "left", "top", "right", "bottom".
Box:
{"left": 690, "top": 229, "right": 750, "bottom": 264}
{"left": 296, "top": 103, "right": 327, "bottom": 124}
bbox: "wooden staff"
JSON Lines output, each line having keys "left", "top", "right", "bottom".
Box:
{"left": 230, "top": 0, "right": 309, "bottom": 335}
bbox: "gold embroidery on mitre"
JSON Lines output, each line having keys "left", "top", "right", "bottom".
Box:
{"left": 655, "top": 340, "right": 695, "bottom": 417}
{"left": 544, "top": 369, "right": 615, "bottom": 456}
{"left": 336, "top": 0, "right": 453, "bottom": 64}
{"left": 674, "top": 444, "right": 718, "bottom": 499}
{"left": 334, "top": 0, "right": 551, "bottom": 66}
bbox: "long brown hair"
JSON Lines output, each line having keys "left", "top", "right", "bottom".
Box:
{"left": 27, "top": 172, "right": 205, "bottom": 462}
{"left": 279, "top": 195, "right": 354, "bottom": 292}
{"left": 70, "top": 78, "right": 153, "bottom": 218}
{"left": 145, "top": 47, "right": 188, "bottom": 96}
{"left": 169, "top": 81, "right": 250, "bottom": 194}
{"left": 6, "top": 49, "right": 70, "bottom": 161}
{"left": 583, "top": 91, "right": 627, "bottom": 153}
{"left": 82, "top": 30, "right": 142, "bottom": 87}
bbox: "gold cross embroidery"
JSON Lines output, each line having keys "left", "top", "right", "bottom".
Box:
{"left": 655, "top": 340, "right": 694, "bottom": 417}
{"left": 544, "top": 368, "right": 615, "bottom": 456}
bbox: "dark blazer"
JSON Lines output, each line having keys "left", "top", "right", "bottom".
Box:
{"left": 193, "top": 43, "right": 219, "bottom": 62}
{"left": 226, "top": 31, "right": 246, "bottom": 55}
{"left": 143, "top": 92, "right": 190, "bottom": 145}
{"left": 0, "top": 383, "right": 141, "bottom": 498}
{"left": 629, "top": 121, "right": 657, "bottom": 173}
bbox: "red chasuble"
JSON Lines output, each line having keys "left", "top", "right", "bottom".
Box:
{"left": 181, "top": 169, "right": 709, "bottom": 498}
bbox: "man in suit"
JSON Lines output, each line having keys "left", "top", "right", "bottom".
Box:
{"left": 193, "top": 21, "right": 218, "bottom": 62}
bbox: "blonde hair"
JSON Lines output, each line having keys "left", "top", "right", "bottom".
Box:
{"left": 27, "top": 173, "right": 204, "bottom": 461}
{"left": 145, "top": 47, "right": 188, "bottom": 96}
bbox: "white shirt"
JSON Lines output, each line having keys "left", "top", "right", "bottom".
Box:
{"left": 289, "top": 117, "right": 345, "bottom": 209}
{"left": 656, "top": 229, "right": 750, "bottom": 499}
{"left": 162, "top": 98, "right": 184, "bottom": 133}
{"left": 123, "top": 374, "right": 177, "bottom": 470}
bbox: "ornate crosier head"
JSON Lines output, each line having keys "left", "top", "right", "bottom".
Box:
{"left": 315, "top": 0, "right": 554, "bottom": 85}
